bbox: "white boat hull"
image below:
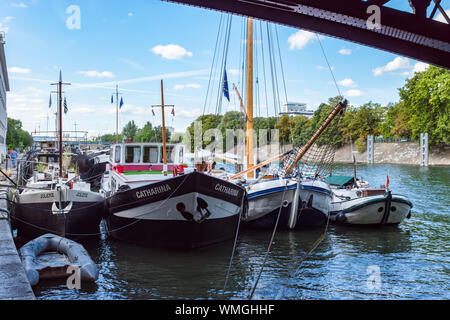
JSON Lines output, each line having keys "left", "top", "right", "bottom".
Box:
{"left": 330, "top": 194, "right": 412, "bottom": 225}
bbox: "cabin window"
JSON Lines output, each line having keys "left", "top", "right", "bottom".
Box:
{"left": 114, "top": 146, "right": 121, "bottom": 163}
{"left": 160, "top": 146, "right": 174, "bottom": 163}
{"left": 143, "top": 146, "right": 158, "bottom": 163}
{"left": 125, "top": 146, "right": 141, "bottom": 163}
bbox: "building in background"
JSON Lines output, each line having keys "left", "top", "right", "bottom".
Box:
{"left": 280, "top": 102, "right": 314, "bottom": 118}
{"left": 0, "top": 33, "right": 10, "bottom": 161}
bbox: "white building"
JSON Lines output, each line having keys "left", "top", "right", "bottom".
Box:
{"left": 0, "top": 33, "right": 9, "bottom": 161}
{"left": 280, "top": 102, "right": 314, "bottom": 118}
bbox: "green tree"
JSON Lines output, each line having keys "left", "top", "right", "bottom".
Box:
{"left": 135, "top": 122, "right": 155, "bottom": 142}
{"left": 275, "top": 115, "right": 292, "bottom": 145}
{"left": 6, "top": 118, "right": 32, "bottom": 151}
{"left": 122, "top": 120, "right": 138, "bottom": 140}
{"left": 398, "top": 65, "right": 450, "bottom": 145}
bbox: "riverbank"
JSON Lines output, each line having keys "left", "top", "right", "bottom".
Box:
{"left": 334, "top": 142, "right": 450, "bottom": 166}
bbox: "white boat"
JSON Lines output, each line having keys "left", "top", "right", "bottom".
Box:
{"left": 327, "top": 175, "right": 413, "bottom": 225}
{"left": 12, "top": 154, "right": 105, "bottom": 240}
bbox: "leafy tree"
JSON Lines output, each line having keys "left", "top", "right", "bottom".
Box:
{"left": 186, "top": 114, "right": 222, "bottom": 152}
{"left": 122, "top": 120, "right": 138, "bottom": 140}
{"left": 98, "top": 133, "right": 122, "bottom": 143}
{"left": 398, "top": 65, "right": 450, "bottom": 145}
{"left": 135, "top": 122, "right": 155, "bottom": 142}
{"left": 153, "top": 125, "right": 172, "bottom": 143}
{"left": 275, "top": 115, "right": 292, "bottom": 144}
{"left": 6, "top": 118, "right": 32, "bottom": 151}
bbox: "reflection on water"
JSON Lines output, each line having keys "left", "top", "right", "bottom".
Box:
{"left": 34, "top": 164, "right": 449, "bottom": 300}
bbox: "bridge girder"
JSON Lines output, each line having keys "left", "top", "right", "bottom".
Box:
{"left": 164, "top": 0, "right": 450, "bottom": 69}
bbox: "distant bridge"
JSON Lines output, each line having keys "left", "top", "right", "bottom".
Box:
{"left": 164, "top": 0, "right": 450, "bottom": 69}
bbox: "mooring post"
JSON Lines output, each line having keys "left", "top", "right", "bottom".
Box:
{"left": 367, "top": 135, "right": 374, "bottom": 164}
{"left": 420, "top": 133, "right": 429, "bottom": 167}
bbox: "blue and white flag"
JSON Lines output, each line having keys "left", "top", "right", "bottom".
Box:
{"left": 120, "top": 97, "right": 124, "bottom": 109}
{"left": 223, "top": 70, "right": 230, "bottom": 102}
{"left": 111, "top": 95, "right": 114, "bottom": 104}
{"left": 64, "top": 97, "right": 68, "bottom": 114}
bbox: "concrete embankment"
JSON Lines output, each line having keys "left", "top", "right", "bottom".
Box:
{"left": 0, "top": 190, "right": 35, "bottom": 300}
{"left": 334, "top": 142, "right": 450, "bottom": 166}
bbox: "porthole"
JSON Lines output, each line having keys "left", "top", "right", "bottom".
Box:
{"left": 391, "top": 206, "right": 397, "bottom": 212}
{"left": 378, "top": 207, "right": 383, "bottom": 212}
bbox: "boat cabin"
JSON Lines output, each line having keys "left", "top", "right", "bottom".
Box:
{"left": 109, "top": 142, "right": 186, "bottom": 175}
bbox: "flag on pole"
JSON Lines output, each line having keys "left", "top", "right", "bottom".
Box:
{"left": 120, "top": 97, "right": 124, "bottom": 109}
{"left": 152, "top": 108, "right": 155, "bottom": 116}
{"left": 171, "top": 107, "right": 175, "bottom": 116}
{"left": 111, "top": 95, "right": 113, "bottom": 104}
{"left": 386, "top": 175, "right": 389, "bottom": 188}
{"left": 49, "top": 94, "right": 52, "bottom": 108}
{"left": 223, "top": 70, "right": 230, "bottom": 102}
{"left": 64, "top": 97, "right": 68, "bottom": 114}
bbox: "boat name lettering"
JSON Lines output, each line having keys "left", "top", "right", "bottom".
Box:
{"left": 136, "top": 184, "right": 172, "bottom": 199}
{"left": 40, "top": 193, "right": 54, "bottom": 199}
{"left": 76, "top": 192, "right": 88, "bottom": 198}
{"left": 215, "top": 184, "right": 239, "bottom": 197}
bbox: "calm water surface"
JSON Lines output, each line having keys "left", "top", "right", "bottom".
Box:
{"left": 33, "top": 164, "right": 449, "bottom": 300}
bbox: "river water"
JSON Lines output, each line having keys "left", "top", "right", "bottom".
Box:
{"left": 33, "top": 164, "right": 449, "bottom": 300}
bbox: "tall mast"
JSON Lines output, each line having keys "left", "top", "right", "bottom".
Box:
{"left": 50, "top": 71, "right": 70, "bottom": 178}
{"left": 116, "top": 85, "right": 119, "bottom": 144}
{"left": 246, "top": 18, "right": 254, "bottom": 179}
{"left": 161, "top": 79, "right": 167, "bottom": 176}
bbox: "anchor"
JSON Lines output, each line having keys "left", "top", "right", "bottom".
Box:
{"left": 51, "top": 201, "right": 73, "bottom": 215}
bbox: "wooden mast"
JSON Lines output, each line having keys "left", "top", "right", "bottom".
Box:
{"left": 51, "top": 71, "right": 70, "bottom": 179}
{"left": 246, "top": 18, "right": 254, "bottom": 179}
{"left": 58, "top": 73, "right": 63, "bottom": 178}
{"left": 115, "top": 85, "right": 119, "bottom": 144}
{"left": 161, "top": 79, "right": 167, "bottom": 176}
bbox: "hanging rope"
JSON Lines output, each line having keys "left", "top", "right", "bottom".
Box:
{"left": 248, "top": 182, "right": 288, "bottom": 300}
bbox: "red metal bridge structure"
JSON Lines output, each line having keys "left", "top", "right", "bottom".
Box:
{"left": 164, "top": 0, "right": 450, "bottom": 69}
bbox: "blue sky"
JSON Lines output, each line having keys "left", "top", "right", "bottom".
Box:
{"left": 1, "top": 0, "right": 449, "bottom": 137}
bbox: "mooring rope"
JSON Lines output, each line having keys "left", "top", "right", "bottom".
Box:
{"left": 248, "top": 181, "right": 288, "bottom": 300}
{"left": 275, "top": 199, "right": 332, "bottom": 299}
{"left": 223, "top": 194, "right": 246, "bottom": 296}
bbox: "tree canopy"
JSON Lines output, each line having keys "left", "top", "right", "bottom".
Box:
{"left": 7, "top": 118, "right": 32, "bottom": 151}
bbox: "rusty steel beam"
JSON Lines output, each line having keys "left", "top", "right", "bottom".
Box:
{"left": 163, "top": 0, "right": 450, "bottom": 69}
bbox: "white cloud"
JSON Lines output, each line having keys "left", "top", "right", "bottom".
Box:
{"left": 316, "top": 65, "right": 334, "bottom": 71}
{"left": 77, "top": 70, "right": 115, "bottom": 78}
{"left": 3, "top": 17, "right": 14, "bottom": 23}
{"left": 346, "top": 89, "right": 364, "bottom": 97}
{"left": 9, "top": 67, "right": 30, "bottom": 74}
{"left": 288, "top": 30, "right": 316, "bottom": 50}
{"left": 11, "top": 2, "right": 28, "bottom": 8}
{"left": 337, "top": 78, "right": 357, "bottom": 88}
{"left": 228, "top": 69, "right": 240, "bottom": 76}
{"left": 173, "top": 83, "right": 202, "bottom": 90}
{"left": 411, "top": 62, "right": 430, "bottom": 74}
{"left": 70, "top": 107, "right": 95, "bottom": 115}
{"left": 151, "top": 44, "right": 193, "bottom": 60}
{"left": 339, "top": 48, "right": 352, "bottom": 55}
{"left": 372, "top": 57, "right": 411, "bottom": 76}
{"left": 128, "top": 12, "right": 133, "bottom": 17}
{"left": 435, "top": 9, "right": 450, "bottom": 23}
